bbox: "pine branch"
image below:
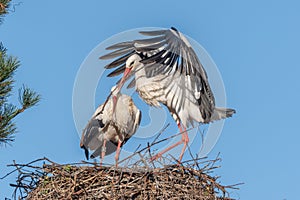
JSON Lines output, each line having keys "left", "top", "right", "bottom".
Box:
{"left": 0, "top": 0, "right": 40, "bottom": 145}
{"left": 18, "top": 85, "right": 41, "bottom": 111}
{"left": 0, "top": 43, "right": 41, "bottom": 145}
{"left": 0, "top": 85, "right": 41, "bottom": 145}
{"left": 0, "top": 104, "right": 17, "bottom": 144}
{"left": 0, "top": 0, "right": 11, "bottom": 23}
{"left": 0, "top": 43, "right": 20, "bottom": 103}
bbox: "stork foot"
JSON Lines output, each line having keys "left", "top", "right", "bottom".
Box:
{"left": 99, "top": 158, "right": 104, "bottom": 166}
{"left": 115, "top": 154, "right": 119, "bottom": 168}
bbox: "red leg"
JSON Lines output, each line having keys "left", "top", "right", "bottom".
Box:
{"left": 151, "top": 123, "right": 189, "bottom": 162}
{"left": 100, "top": 139, "right": 107, "bottom": 166}
{"left": 115, "top": 140, "right": 122, "bottom": 167}
{"left": 178, "top": 124, "right": 189, "bottom": 162}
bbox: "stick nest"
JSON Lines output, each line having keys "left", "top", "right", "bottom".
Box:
{"left": 5, "top": 156, "right": 240, "bottom": 200}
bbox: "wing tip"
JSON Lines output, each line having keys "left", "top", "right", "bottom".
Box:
{"left": 80, "top": 145, "right": 90, "bottom": 160}
{"left": 170, "top": 26, "right": 178, "bottom": 31}
{"left": 226, "top": 108, "right": 236, "bottom": 117}
{"left": 209, "top": 107, "right": 236, "bottom": 122}
{"left": 90, "top": 154, "right": 95, "bottom": 159}
{"left": 99, "top": 54, "right": 109, "bottom": 60}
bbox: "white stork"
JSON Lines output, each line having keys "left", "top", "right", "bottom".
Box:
{"left": 80, "top": 86, "right": 141, "bottom": 166}
{"left": 100, "top": 27, "right": 235, "bottom": 162}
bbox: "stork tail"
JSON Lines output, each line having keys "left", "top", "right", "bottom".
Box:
{"left": 210, "top": 107, "right": 236, "bottom": 121}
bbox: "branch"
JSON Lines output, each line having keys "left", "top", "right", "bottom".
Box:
{"left": 18, "top": 85, "right": 41, "bottom": 111}
{"left": 2, "top": 156, "right": 240, "bottom": 200}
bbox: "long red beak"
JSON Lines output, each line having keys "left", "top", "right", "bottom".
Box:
{"left": 118, "top": 67, "right": 132, "bottom": 89}
{"left": 112, "top": 67, "right": 132, "bottom": 112}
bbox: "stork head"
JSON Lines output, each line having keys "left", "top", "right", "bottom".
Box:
{"left": 114, "top": 54, "right": 141, "bottom": 92}
{"left": 112, "top": 54, "right": 141, "bottom": 112}
{"left": 119, "top": 54, "right": 141, "bottom": 88}
{"left": 126, "top": 54, "right": 141, "bottom": 69}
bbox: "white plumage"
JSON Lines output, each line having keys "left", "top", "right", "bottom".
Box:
{"left": 80, "top": 86, "right": 141, "bottom": 165}
{"left": 100, "top": 27, "right": 235, "bottom": 162}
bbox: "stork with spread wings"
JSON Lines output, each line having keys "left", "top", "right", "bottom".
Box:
{"left": 100, "top": 27, "right": 235, "bottom": 162}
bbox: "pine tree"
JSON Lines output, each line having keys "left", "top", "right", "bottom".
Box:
{"left": 0, "top": 0, "right": 9, "bottom": 24}
{"left": 0, "top": 0, "right": 40, "bottom": 145}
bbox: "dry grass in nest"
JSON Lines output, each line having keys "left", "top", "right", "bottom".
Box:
{"left": 2, "top": 126, "right": 242, "bottom": 199}
{"left": 2, "top": 155, "right": 241, "bottom": 200}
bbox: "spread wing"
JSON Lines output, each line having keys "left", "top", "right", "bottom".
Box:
{"left": 100, "top": 27, "right": 216, "bottom": 123}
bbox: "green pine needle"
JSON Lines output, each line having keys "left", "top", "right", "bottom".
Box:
{"left": 0, "top": 40, "right": 41, "bottom": 145}
{"left": 18, "top": 85, "right": 41, "bottom": 110}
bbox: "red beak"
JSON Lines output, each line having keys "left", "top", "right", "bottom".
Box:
{"left": 119, "top": 67, "right": 132, "bottom": 88}
{"left": 112, "top": 67, "right": 132, "bottom": 112}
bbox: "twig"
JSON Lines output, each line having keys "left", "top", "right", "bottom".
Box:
{"left": 118, "top": 125, "right": 196, "bottom": 165}
{"left": 1, "top": 157, "right": 48, "bottom": 180}
{"left": 2, "top": 129, "right": 239, "bottom": 200}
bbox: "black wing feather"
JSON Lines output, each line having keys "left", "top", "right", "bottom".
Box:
{"left": 100, "top": 27, "right": 218, "bottom": 123}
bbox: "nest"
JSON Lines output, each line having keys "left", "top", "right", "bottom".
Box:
{"left": 3, "top": 156, "right": 240, "bottom": 200}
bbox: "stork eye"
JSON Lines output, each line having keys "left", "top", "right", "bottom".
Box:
{"left": 129, "top": 61, "right": 134, "bottom": 67}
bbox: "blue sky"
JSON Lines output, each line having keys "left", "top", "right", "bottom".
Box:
{"left": 1, "top": 1, "right": 300, "bottom": 199}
